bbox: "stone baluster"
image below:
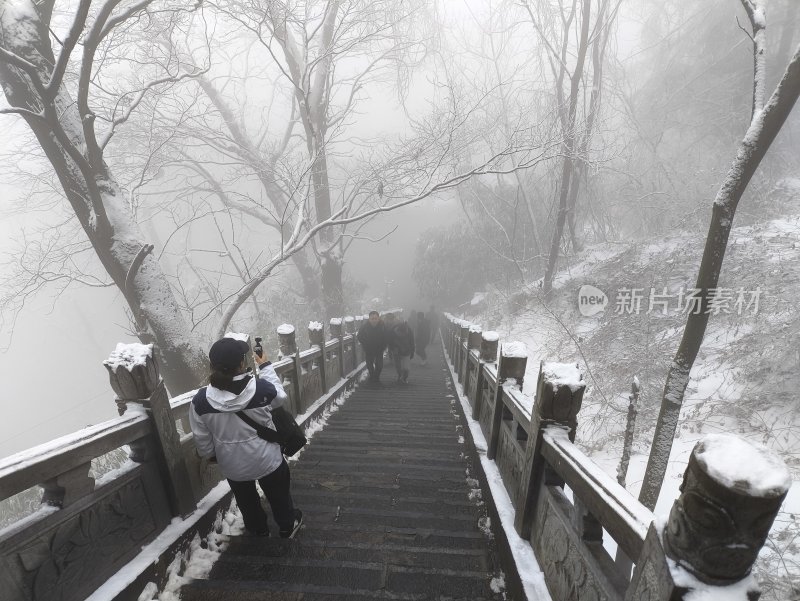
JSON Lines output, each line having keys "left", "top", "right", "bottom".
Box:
{"left": 344, "top": 316, "right": 356, "bottom": 371}
{"left": 457, "top": 322, "right": 470, "bottom": 383}
{"left": 353, "top": 315, "right": 364, "bottom": 366}
{"left": 488, "top": 342, "right": 528, "bottom": 461}
{"left": 330, "top": 318, "right": 345, "bottom": 378}
{"left": 472, "top": 330, "right": 499, "bottom": 421}
{"left": 278, "top": 324, "right": 297, "bottom": 356}
{"left": 309, "top": 321, "right": 328, "bottom": 394}
{"left": 627, "top": 434, "right": 791, "bottom": 600}
{"left": 464, "top": 325, "right": 482, "bottom": 391}
{"left": 480, "top": 331, "right": 499, "bottom": 363}
{"left": 447, "top": 317, "right": 457, "bottom": 364}
{"left": 104, "top": 343, "right": 195, "bottom": 516}
{"left": 277, "top": 325, "right": 301, "bottom": 414}
{"left": 514, "top": 361, "right": 585, "bottom": 538}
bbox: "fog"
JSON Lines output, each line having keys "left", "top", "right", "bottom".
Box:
{"left": 0, "top": 0, "right": 798, "bottom": 466}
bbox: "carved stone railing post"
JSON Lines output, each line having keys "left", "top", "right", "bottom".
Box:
{"left": 464, "top": 325, "right": 482, "bottom": 389}
{"left": 344, "top": 316, "right": 356, "bottom": 371}
{"left": 448, "top": 316, "right": 457, "bottom": 358}
{"left": 457, "top": 322, "right": 470, "bottom": 383}
{"left": 278, "top": 324, "right": 297, "bottom": 356}
{"left": 309, "top": 321, "right": 327, "bottom": 394}
{"left": 278, "top": 324, "right": 302, "bottom": 413}
{"left": 330, "top": 318, "right": 345, "bottom": 378}
{"left": 627, "top": 434, "right": 791, "bottom": 600}
{"left": 488, "top": 342, "right": 527, "bottom": 461}
{"left": 480, "top": 330, "right": 499, "bottom": 363}
{"left": 354, "top": 315, "right": 364, "bottom": 366}
{"left": 103, "top": 343, "right": 196, "bottom": 515}
{"left": 514, "top": 361, "right": 585, "bottom": 538}
{"left": 473, "top": 330, "right": 499, "bottom": 421}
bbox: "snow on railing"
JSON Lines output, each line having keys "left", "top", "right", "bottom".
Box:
{"left": 441, "top": 312, "right": 789, "bottom": 601}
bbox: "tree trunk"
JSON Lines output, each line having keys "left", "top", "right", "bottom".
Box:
{"left": 542, "top": 0, "right": 592, "bottom": 296}
{"left": 638, "top": 40, "right": 800, "bottom": 510}
{"left": 565, "top": 0, "right": 613, "bottom": 254}
{"left": 0, "top": 2, "right": 206, "bottom": 394}
{"left": 310, "top": 119, "right": 343, "bottom": 318}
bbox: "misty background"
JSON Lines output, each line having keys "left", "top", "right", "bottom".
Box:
{"left": 0, "top": 1, "right": 798, "bottom": 571}
{"left": 2, "top": 0, "right": 800, "bottom": 593}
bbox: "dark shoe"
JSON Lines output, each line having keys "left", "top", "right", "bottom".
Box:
{"left": 280, "top": 509, "right": 303, "bottom": 538}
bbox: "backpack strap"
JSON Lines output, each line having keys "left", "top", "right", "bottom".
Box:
{"left": 235, "top": 411, "right": 282, "bottom": 444}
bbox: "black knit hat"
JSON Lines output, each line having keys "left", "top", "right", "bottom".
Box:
{"left": 209, "top": 337, "right": 250, "bottom": 371}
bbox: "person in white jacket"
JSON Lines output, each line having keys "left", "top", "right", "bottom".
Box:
{"left": 190, "top": 337, "right": 302, "bottom": 537}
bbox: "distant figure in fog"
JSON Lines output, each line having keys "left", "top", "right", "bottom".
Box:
{"left": 408, "top": 310, "right": 417, "bottom": 334}
{"left": 415, "top": 311, "right": 431, "bottom": 365}
{"left": 390, "top": 320, "right": 415, "bottom": 384}
{"left": 357, "top": 310, "right": 387, "bottom": 384}
{"left": 383, "top": 313, "right": 397, "bottom": 361}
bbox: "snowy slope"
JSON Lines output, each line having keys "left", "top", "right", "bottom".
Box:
{"left": 463, "top": 215, "right": 800, "bottom": 599}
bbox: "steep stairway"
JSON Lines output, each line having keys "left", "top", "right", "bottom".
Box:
{"left": 180, "top": 343, "right": 506, "bottom": 600}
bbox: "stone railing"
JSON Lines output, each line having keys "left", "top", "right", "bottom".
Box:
{"left": 442, "top": 313, "right": 791, "bottom": 601}
{"left": 0, "top": 312, "right": 395, "bottom": 601}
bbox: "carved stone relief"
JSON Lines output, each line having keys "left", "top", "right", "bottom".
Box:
{"left": 3, "top": 477, "right": 156, "bottom": 601}
{"left": 533, "top": 491, "right": 616, "bottom": 601}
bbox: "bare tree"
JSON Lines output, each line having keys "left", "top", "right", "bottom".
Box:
{"left": 213, "top": 0, "right": 430, "bottom": 316}
{"left": 637, "top": 1, "right": 800, "bottom": 510}
{"left": 0, "top": 0, "right": 557, "bottom": 395}
{"left": 521, "top": 0, "right": 619, "bottom": 296}
{"left": 0, "top": 0, "right": 210, "bottom": 392}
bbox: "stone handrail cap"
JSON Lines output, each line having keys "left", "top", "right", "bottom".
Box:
{"left": 501, "top": 341, "right": 527, "bottom": 358}
{"left": 695, "top": 433, "right": 791, "bottom": 497}
{"left": 223, "top": 331, "right": 249, "bottom": 341}
{"left": 542, "top": 362, "right": 584, "bottom": 392}
{"left": 277, "top": 324, "right": 295, "bottom": 335}
{"left": 103, "top": 343, "right": 153, "bottom": 374}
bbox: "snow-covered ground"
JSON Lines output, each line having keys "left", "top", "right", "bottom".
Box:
{"left": 459, "top": 215, "right": 800, "bottom": 599}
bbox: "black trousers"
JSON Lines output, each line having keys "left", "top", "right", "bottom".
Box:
{"left": 365, "top": 349, "right": 384, "bottom": 378}
{"left": 228, "top": 460, "right": 295, "bottom": 535}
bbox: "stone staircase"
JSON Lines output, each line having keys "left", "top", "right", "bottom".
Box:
{"left": 180, "top": 345, "right": 507, "bottom": 600}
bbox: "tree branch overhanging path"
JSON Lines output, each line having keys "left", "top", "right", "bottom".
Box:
{"left": 637, "top": 0, "right": 800, "bottom": 511}
{"left": 0, "top": 0, "right": 557, "bottom": 394}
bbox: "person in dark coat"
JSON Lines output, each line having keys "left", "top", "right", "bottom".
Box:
{"left": 415, "top": 311, "right": 431, "bottom": 365}
{"left": 357, "top": 310, "right": 387, "bottom": 383}
{"left": 390, "top": 320, "right": 415, "bottom": 384}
